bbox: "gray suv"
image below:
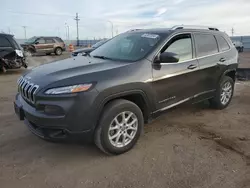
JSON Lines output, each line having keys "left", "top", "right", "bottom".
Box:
{"left": 14, "top": 25, "right": 238, "bottom": 155}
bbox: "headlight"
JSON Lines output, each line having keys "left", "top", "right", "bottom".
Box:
{"left": 15, "top": 49, "right": 23, "bottom": 57}
{"left": 77, "top": 53, "right": 83, "bottom": 56}
{"left": 45, "top": 84, "right": 92, "bottom": 95}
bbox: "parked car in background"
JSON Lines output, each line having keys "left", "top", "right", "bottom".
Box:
{"left": 71, "top": 39, "right": 108, "bottom": 57}
{"left": 21, "top": 36, "right": 66, "bottom": 56}
{"left": 233, "top": 40, "right": 244, "bottom": 52}
{"left": 14, "top": 26, "right": 238, "bottom": 155}
{"left": 0, "top": 33, "right": 27, "bottom": 73}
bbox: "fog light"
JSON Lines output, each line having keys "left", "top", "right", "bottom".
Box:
{"left": 44, "top": 105, "right": 64, "bottom": 115}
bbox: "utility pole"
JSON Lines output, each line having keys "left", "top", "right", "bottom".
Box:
{"left": 107, "top": 21, "right": 114, "bottom": 38}
{"left": 22, "top": 26, "right": 27, "bottom": 40}
{"left": 65, "top": 23, "right": 70, "bottom": 40}
{"left": 74, "top": 13, "right": 80, "bottom": 46}
{"left": 8, "top": 27, "right": 11, "bottom": 34}
{"left": 231, "top": 27, "right": 234, "bottom": 36}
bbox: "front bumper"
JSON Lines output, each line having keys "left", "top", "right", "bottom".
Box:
{"left": 14, "top": 91, "right": 99, "bottom": 141}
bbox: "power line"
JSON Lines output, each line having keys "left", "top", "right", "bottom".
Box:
{"left": 8, "top": 11, "right": 74, "bottom": 17}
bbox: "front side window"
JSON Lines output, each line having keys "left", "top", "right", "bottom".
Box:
{"left": 36, "top": 38, "right": 45, "bottom": 44}
{"left": 216, "top": 36, "right": 230, "bottom": 51}
{"left": 163, "top": 34, "right": 193, "bottom": 62}
{"left": 0, "top": 36, "right": 12, "bottom": 47}
{"left": 194, "top": 34, "right": 219, "bottom": 57}
{"left": 90, "top": 32, "right": 165, "bottom": 61}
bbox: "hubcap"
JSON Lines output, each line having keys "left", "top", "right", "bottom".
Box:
{"left": 57, "top": 49, "right": 61, "bottom": 54}
{"left": 220, "top": 81, "right": 232, "bottom": 105}
{"left": 108, "top": 111, "right": 138, "bottom": 148}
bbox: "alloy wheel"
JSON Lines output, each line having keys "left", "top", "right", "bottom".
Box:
{"left": 108, "top": 111, "right": 138, "bottom": 148}
{"left": 220, "top": 81, "right": 233, "bottom": 105}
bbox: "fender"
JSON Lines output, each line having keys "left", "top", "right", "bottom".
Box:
{"left": 92, "top": 89, "right": 155, "bottom": 130}
{"left": 219, "top": 67, "right": 237, "bottom": 83}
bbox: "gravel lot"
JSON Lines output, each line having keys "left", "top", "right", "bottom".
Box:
{"left": 0, "top": 52, "right": 250, "bottom": 188}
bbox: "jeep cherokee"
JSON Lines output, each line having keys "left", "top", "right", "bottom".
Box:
{"left": 14, "top": 25, "right": 238, "bottom": 155}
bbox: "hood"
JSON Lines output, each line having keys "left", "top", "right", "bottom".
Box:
{"left": 72, "top": 47, "right": 94, "bottom": 53}
{"left": 24, "top": 56, "right": 129, "bottom": 86}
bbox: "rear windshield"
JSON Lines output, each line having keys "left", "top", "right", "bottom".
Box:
{"left": 55, "top": 37, "right": 64, "bottom": 43}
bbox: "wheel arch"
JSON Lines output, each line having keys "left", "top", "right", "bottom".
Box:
{"left": 94, "top": 90, "right": 152, "bottom": 131}
{"left": 223, "top": 69, "right": 237, "bottom": 82}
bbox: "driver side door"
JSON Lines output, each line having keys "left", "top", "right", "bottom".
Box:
{"left": 151, "top": 33, "right": 201, "bottom": 111}
{"left": 34, "top": 38, "right": 46, "bottom": 53}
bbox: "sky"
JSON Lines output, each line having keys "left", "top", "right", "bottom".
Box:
{"left": 1, "top": 0, "right": 250, "bottom": 40}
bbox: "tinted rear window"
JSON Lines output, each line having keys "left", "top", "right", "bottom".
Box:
{"left": 46, "top": 39, "right": 55, "bottom": 43}
{"left": 216, "top": 36, "right": 230, "bottom": 51}
{"left": 194, "top": 34, "right": 219, "bottom": 57}
{"left": 55, "top": 37, "right": 64, "bottom": 43}
{"left": 0, "top": 36, "right": 12, "bottom": 47}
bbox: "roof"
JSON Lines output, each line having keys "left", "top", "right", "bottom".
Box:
{"left": 127, "top": 26, "right": 223, "bottom": 35}
{"left": 0, "top": 33, "right": 13, "bottom": 37}
{"left": 33, "top": 36, "right": 62, "bottom": 38}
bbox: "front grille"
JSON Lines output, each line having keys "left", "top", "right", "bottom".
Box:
{"left": 17, "top": 76, "right": 39, "bottom": 104}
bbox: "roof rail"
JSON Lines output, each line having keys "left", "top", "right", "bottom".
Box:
{"left": 171, "top": 25, "right": 219, "bottom": 31}
{"left": 126, "top": 29, "right": 142, "bottom": 32}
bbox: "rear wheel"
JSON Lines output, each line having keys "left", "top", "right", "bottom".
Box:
{"left": 210, "top": 76, "right": 234, "bottom": 109}
{"left": 55, "top": 47, "right": 62, "bottom": 55}
{"left": 95, "top": 99, "right": 144, "bottom": 155}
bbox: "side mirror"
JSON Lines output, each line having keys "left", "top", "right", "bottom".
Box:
{"left": 35, "top": 41, "right": 39, "bottom": 44}
{"left": 159, "top": 52, "right": 179, "bottom": 63}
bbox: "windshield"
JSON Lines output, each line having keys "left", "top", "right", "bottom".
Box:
{"left": 90, "top": 32, "right": 163, "bottom": 61}
{"left": 25, "top": 36, "right": 37, "bottom": 44}
{"left": 92, "top": 40, "right": 107, "bottom": 48}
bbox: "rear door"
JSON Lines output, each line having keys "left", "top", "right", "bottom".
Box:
{"left": 151, "top": 33, "right": 201, "bottom": 110}
{"left": 0, "top": 36, "right": 15, "bottom": 60}
{"left": 45, "top": 38, "right": 55, "bottom": 53}
{"left": 193, "top": 33, "right": 221, "bottom": 95}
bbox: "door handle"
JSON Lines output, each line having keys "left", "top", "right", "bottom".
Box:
{"left": 219, "top": 58, "right": 226, "bottom": 62}
{"left": 187, "top": 64, "right": 197, "bottom": 70}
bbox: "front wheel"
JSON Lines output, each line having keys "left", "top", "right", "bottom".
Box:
{"left": 210, "top": 76, "right": 234, "bottom": 109}
{"left": 95, "top": 99, "right": 144, "bottom": 155}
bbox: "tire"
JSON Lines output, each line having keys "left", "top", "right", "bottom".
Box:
{"left": 209, "top": 76, "right": 234, "bottom": 109}
{"left": 94, "top": 99, "right": 144, "bottom": 155}
{"left": 55, "top": 47, "right": 62, "bottom": 56}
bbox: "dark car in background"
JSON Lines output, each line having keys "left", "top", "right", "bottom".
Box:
{"left": 21, "top": 36, "right": 66, "bottom": 56}
{"left": 71, "top": 39, "right": 108, "bottom": 57}
{"left": 0, "top": 33, "right": 27, "bottom": 72}
{"left": 233, "top": 40, "right": 244, "bottom": 52}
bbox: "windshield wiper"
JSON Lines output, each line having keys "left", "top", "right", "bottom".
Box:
{"left": 92, "top": 55, "right": 113, "bottom": 60}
